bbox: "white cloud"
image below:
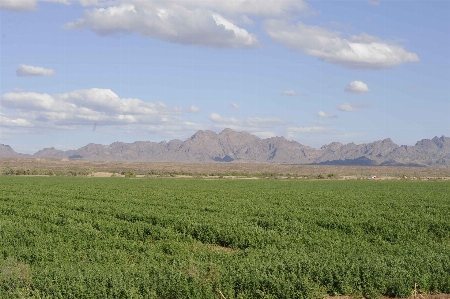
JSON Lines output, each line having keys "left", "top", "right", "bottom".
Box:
{"left": 179, "top": 0, "right": 310, "bottom": 18}
{"left": 189, "top": 105, "right": 200, "bottom": 113}
{"left": 65, "top": 3, "right": 260, "bottom": 49}
{"left": 348, "top": 33, "right": 380, "bottom": 44}
{"left": 10, "top": 0, "right": 309, "bottom": 15}
{"left": 63, "top": 0, "right": 313, "bottom": 49}
{"left": 85, "top": 0, "right": 310, "bottom": 17}
{"left": 264, "top": 20, "right": 419, "bottom": 69}
{"left": 0, "top": 88, "right": 197, "bottom": 131}
{"left": 281, "top": 90, "right": 297, "bottom": 96}
{"left": 337, "top": 103, "right": 354, "bottom": 112}
{"left": 0, "top": 0, "right": 36, "bottom": 11}
{"left": 337, "top": 102, "right": 370, "bottom": 112}
{"left": 229, "top": 103, "right": 240, "bottom": 109}
{"left": 0, "top": 0, "right": 69, "bottom": 11}
{"left": 42, "top": 0, "right": 71, "bottom": 4}
{"left": 78, "top": 0, "right": 102, "bottom": 6}
{"left": 1, "top": 92, "right": 58, "bottom": 111}
{"left": 345, "top": 81, "right": 370, "bottom": 94}
{"left": 317, "top": 111, "right": 337, "bottom": 118}
{"left": 0, "top": 116, "right": 33, "bottom": 127}
{"left": 16, "top": 64, "right": 56, "bottom": 77}
{"left": 367, "top": 0, "right": 380, "bottom": 6}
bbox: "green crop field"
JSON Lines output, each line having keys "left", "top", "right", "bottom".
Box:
{"left": 0, "top": 177, "right": 449, "bottom": 299}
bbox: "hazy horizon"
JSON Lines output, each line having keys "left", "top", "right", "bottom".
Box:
{"left": 3, "top": 128, "right": 449, "bottom": 156}
{"left": 1, "top": 0, "right": 449, "bottom": 154}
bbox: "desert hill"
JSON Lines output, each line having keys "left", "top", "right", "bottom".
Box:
{"left": 2, "top": 129, "right": 449, "bottom": 167}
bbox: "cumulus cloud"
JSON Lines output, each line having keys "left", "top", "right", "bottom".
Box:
{"left": 0, "top": 88, "right": 197, "bottom": 131}
{"left": 229, "top": 103, "right": 240, "bottom": 109}
{"left": 78, "top": 0, "right": 106, "bottom": 6}
{"left": 0, "top": 0, "right": 36, "bottom": 11}
{"left": 0, "top": 116, "right": 33, "bottom": 127}
{"left": 1, "top": 92, "right": 58, "bottom": 111}
{"left": 42, "top": 0, "right": 71, "bottom": 4}
{"left": 317, "top": 111, "right": 337, "bottom": 118}
{"left": 281, "top": 90, "right": 297, "bottom": 96}
{"left": 337, "top": 103, "right": 354, "bottom": 112}
{"left": 345, "top": 81, "right": 370, "bottom": 94}
{"left": 76, "top": 0, "right": 310, "bottom": 17}
{"left": 185, "top": 0, "right": 310, "bottom": 18}
{"left": 0, "top": 0, "right": 69, "bottom": 11}
{"left": 337, "top": 102, "right": 370, "bottom": 112}
{"left": 4, "top": 0, "right": 310, "bottom": 14}
{"left": 64, "top": 0, "right": 313, "bottom": 49}
{"left": 16, "top": 64, "right": 56, "bottom": 77}
{"left": 188, "top": 105, "right": 200, "bottom": 113}
{"left": 65, "top": 3, "right": 260, "bottom": 49}
{"left": 264, "top": 20, "right": 419, "bottom": 69}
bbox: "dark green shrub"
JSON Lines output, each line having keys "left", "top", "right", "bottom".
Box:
{"left": 2, "top": 168, "right": 15, "bottom": 175}
{"left": 122, "top": 170, "right": 136, "bottom": 178}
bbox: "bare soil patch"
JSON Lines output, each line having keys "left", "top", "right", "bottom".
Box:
{"left": 207, "top": 244, "right": 236, "bottom": 253}
{"left": 90, "top": 172, "right": 114, "bottom": 177}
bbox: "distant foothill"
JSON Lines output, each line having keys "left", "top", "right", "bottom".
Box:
{"left": 1, "top": 129, "right": 449, "bottom": 167}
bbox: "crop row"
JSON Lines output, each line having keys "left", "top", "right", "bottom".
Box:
{"left": 1, "top": 177, "right": 449, "bottom": 298}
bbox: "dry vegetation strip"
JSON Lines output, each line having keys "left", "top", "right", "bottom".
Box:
{"left": 1, "top": 158, "right": 449, "bottom": 179}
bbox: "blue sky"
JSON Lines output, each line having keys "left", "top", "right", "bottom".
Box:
{"left": 1, "top": 0, "right": 449, "bottom": 154}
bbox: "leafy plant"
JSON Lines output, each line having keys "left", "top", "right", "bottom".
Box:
{"left": 0, "top": 177, "right": 449, "bottom": 298}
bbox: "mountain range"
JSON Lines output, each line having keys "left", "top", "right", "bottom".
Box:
{"left": 1, "top": 128, "right": 450, "bottom": 167}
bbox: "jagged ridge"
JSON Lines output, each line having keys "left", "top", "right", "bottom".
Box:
{"left": 2, "top": 129, "right": 450, "bottom": 167}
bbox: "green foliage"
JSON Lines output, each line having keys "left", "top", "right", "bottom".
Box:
{"left": 15, "top": 168, "right": 28, "bottom": 176}
{"left": 2, "top": 168, "right": 15, "bottom": 175}
{"left": 0, "top": 168, "right": 92, "bottom": 177}
{"left": 121, "top": 170, "right": 136, "bottom": 178}
{"left": 0, "top": 177, "right": 449, "bottom": 298}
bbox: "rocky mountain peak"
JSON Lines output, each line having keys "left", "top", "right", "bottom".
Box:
{"left": 432, "top": 136, "right": 450, "bottom": 149}
{"left": 219, "top": 128, "right": 236, "bottom": 135}
{"left": 1, "top": 131, "right": 449, "bottom": 167}
{"left": 0, "top": 144, "right": 21, "bottom": 158}
{"left": 190, "top": 130, "right": 216, "bottom": 140}
{"left": 321, "top": 142, "right": 344, "bottom": 150}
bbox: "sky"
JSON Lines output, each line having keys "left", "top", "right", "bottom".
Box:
{"left": 0, "top": 0, "right": 449, "bottom": 154}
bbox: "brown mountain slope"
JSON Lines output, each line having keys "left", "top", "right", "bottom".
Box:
{"left": 2, "top": 130, "right": 450, "bottom": 166}
{"left": 0, "top": 144, "right": 28, "bottom": 158}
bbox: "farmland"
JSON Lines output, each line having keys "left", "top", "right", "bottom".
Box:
{"left": 1, "top": 177, "right": 450, "bottom": 298}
